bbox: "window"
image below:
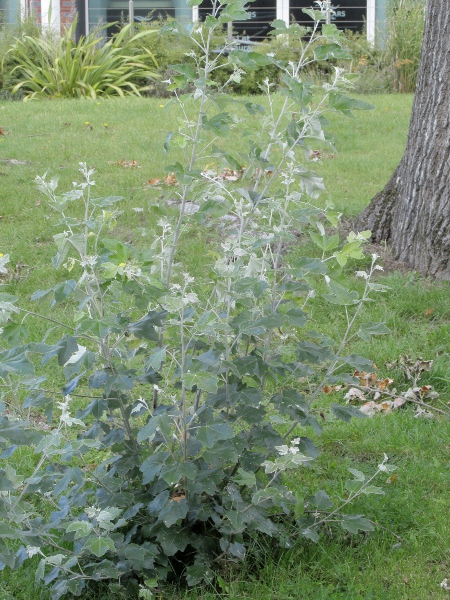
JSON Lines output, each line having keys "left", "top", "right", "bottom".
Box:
{"left": 86, "top": 0, "right": 191, "bottom": 36}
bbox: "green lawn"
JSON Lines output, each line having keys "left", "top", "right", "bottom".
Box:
{"left": 1, "top": 94, "right": 449, "bottom": 600}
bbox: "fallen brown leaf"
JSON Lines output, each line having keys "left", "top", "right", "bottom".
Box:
{"left": 164, "top": 174, "right": 178, "bottom": 185}
{"left": 113, "top": 159, "right": 140, "bottom": 169}
{"left": 322, "top": 384, "right": 342, "bottom": 394}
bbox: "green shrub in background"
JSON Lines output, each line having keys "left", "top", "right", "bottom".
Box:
{"left": 137, "top": 10, "right": 423, "bottom": 98}
{"left": 121, "top": 17, "right": 210, "bottom": 97}
{"left": 126, "top": 16, "right": 195, "bottom": 70}
{"left": 137, "top": 20, "right": 332, "bottom": 96}
{"left": 3, "top": 20, "right": 159, "bottom": 99}
{"left": 127, "top": 17, "right": 299, "bottom": 96}
{"left": 0, "top": 3, "right": 398, "bottom": 598}
{"left": 337, "top": 30, "right": 391, "bottom": 94}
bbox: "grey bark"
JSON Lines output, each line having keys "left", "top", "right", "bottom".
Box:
{"left": 355, "top": 0, "right": 450, "bottom": 279}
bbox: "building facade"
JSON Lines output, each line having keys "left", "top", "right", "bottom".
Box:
{"left": 0, "top": 0, "right": 387, "bottom": 45}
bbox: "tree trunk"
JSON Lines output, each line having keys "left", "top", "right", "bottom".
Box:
{"left": 355, "top": 0, "right": 450, "bottom": 279}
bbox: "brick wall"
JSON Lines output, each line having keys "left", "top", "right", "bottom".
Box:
{"left": 60, "top": 0, "right": 76, "bottom": 26}
{"left": 30, "top": 0, "right": 41, "bottom": 22}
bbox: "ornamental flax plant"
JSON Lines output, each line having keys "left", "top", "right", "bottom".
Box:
{"left": 5, "top": 20, "right": 160, "bottom": 99}
{"left": 0, "top": 2, "right": 396, "bottom": 597}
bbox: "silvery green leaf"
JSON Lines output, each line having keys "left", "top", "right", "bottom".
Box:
{"left": 146, "top": 347, "right": 166, "bottom": 370}
{"left": 331, "top": 404, "right": 366, "bottom": 422}
{"left": 0, "top": 254, "right": 10, "bottom": 275}
{"left": 329, "top": 92, "right": 375, "bottom": 117}
{"left": 233, "top": 468, "right": 256, "bottom": 488}
{"left": 347, "top": 468, "right": 365, "bottom": 481}
{"left": 345, "top": 479, "right": 364, "bottom": 494}
{"left": 361, "top": 485, "right": 384, "bottom": 496}
{"left": 301, "top": 527, "right": 320, "bottom": 542}
{"left": 357, "top": 322, "right": 391, "bottom": 341}
{"left": 185, "top": 563, "right": 212, "bottom": 586}
{"left": 195, "top": 422, "right": 234, "bottom": 448}
{"left": 308, "top": 489, "right": 333, "bottom": 510}
{"left": 158, "top": 498, "right": 188, "bottom": 527}
{"left": 182, "top": 371, "right": 219, "bottom": 394}
{"left": 86, "top": 537, "right": 115, "bottom": 558}
{"left": 66, "top": 521, "right": 93, "bottom": 539}
{"left": 340, "top": 515, "right": 375, "bottom": 534}
{"left": 0, "top": 347, "right": 34, "bottom": 377}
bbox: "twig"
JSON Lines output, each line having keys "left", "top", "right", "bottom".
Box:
{"left": 303, "top": 510, "right": 410, "bottom": 550}
{"left": 399, "top": 395, "right": 448, "bottom": 416}
{"left": 18, "top": 308, "right": 97, "bottom": 342}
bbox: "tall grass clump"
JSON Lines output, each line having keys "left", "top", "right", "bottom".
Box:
{"left": 384, "top": 0, "right": 426, "bottom": 92}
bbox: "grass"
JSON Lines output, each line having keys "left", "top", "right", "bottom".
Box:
{"left": 0, "top": 94, "right": 412, "bottom": 252}
{"left": 0, "top": 94, "right": 449, "bottom": 600}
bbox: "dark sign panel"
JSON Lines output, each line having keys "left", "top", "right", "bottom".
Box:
{"left": 199, "top": 1, "right": 367, "bottom": 38}
{"left": 290, "top": 1, "right": 367, "bottom": 33}
{"left": 199, "top": 0, "right": 276, "bottom": 39}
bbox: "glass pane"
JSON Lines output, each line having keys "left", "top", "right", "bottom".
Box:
{"left": 88, "top": 0, "right": 191, "bottom": 34}
{"left": 0, "top": 0, "right": 19, "bottom": 24}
